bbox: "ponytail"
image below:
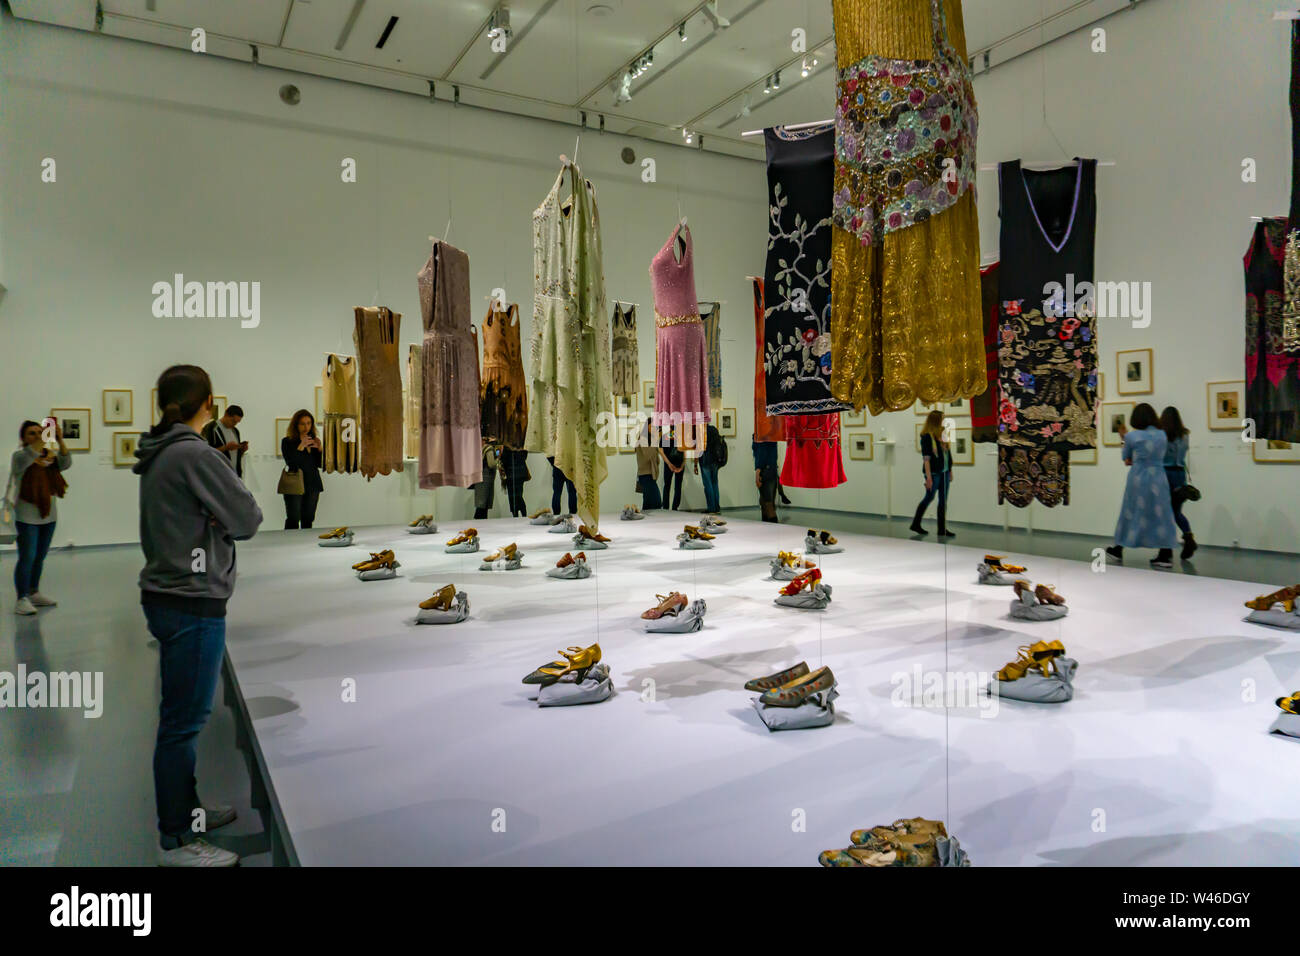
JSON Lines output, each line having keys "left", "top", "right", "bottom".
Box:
{"left": 149, "top": 365, "right": 214, "bottom": 438}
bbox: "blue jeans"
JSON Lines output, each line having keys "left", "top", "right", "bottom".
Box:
{"left": 1164, "top": 466, "right": 1191, "bottom": 535}
{"left": 143, "top": 603, "right": 227, "bottom": 845}
{"left": 14, "top": 520, "right": 56, "bottom": 598}
{"left": 637, "top": 474, "right": 662, "bottom": 510}
{"left": 914, "top": 470, "right": 950, "bottom": 529}
{"left": 699, "top": 463, "right": 720, "bottom": 513}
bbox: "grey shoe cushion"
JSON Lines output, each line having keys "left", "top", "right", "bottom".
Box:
{"left": 572, "top": 535, "right": 609, "bottom": 550}
{"left": 805, "top": 536, "right": 844, "bottom": 554}
{"left": 548, "top": 518, "right": 577, "bottom": 534}
{"left": 415, "top": 592, "right": 470, "bottom": 625}
{"left": 752, "top": 687, "right": 838, "bottom": 731}
{"left": 700, "top": 521, "right": 727, "bottom": 534}
{"left": 645, "top": 599, "right": 707, "bottom": 633}
{"left": 546, "top": 561, "right": 591, "bottom": 579}
{"left": 1269, "top": 712, "right": 1300, "bottom": 738}
{"left": 478, "top": 555, "right": 524, "bottom": 571}
{"left": 775, "top": 583, "right": 833, "bottom": 609}
{"left": 1008, "top": 599, "right": 1068, "bottom": 622}
{"left": 989, "top": 657, "right": 1077, "bottom": 703}
{"left": 620, "top": 508, "right": 645, "bottom": 520}
{"left": 406, "top": 525, "right": 436, "bottom": 535}
{"left": 1247, "top": 608, "right": 1300, "bottom": 630}
{"left": 977, "top": 564, "right": 1016, "bottom": 585}
{"left": 318, "top": 534, "right": 354, "bottom": 548}
{"left": 357, "top": 565, "right": 398, "bottom": 581}
{"left": 537, "top": 665, "right": 613, "bottom": 707}
{"left": 770, "top": 560, "right": 805, "bottom": 581}
{"left": 444, "top": 538, "right": 479, "bottom": 553}
{"left": 529, "top": 514, "right": 554, "bottom": 525}
{"left": 677, "top": 535, "right": 714, "bottom": 549}
{"left": 936, "top": 835, "right": 972, "bottom": 867}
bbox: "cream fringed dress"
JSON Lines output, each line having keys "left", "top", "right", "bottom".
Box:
{"left": 830, "top": 0, "right": 985, "bottom": 414}
{"left": 524, "top": 160, "right": 613, "bottom": 530}
{"left": 321, "top": 354, "right": 358, "bottom": 474}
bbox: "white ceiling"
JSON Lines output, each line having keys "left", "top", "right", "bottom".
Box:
{"left": 8, "top": 0, "right": 1142, "bottom": 157}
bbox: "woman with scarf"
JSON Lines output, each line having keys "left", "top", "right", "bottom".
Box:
{"left": 7, "top": 419, "right": 71, "bottom": 615}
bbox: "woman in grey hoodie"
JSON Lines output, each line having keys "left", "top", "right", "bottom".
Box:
{"left": 134, "top": 365, "right": 263, "bottom": 867}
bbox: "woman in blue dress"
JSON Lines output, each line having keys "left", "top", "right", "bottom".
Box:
{"left": 1105, "top": 403, "right": 1179, "bottom": 569}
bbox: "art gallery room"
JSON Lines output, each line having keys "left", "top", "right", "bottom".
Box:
{"left": 2, "top": 0, "right": 1299, "bottom": 879}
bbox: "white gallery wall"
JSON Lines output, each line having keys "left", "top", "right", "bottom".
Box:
{"left": 796, "top": 0, "right": 1300, "bottom": 554}
{"left": 2, "top": 0, "right": 1297, "bottom": 553}
{"left": 0, "top": 11, "right": 767, "bottom": 548}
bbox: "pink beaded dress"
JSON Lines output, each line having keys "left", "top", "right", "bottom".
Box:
{"left": 650, "top": 223, "right": 711, "bottom": 451}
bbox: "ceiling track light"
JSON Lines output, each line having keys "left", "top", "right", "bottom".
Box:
{"left": 763, "top": 75, "right": 771, "bottom": 94}
{"left": 679, "top": 21, "right": 688, "bottom": 41}
{"left": 773, "top": 69, "right": 781, "bottom": 90}
{"left": 800, "top": 56, "right": 810, "bottom": 77}
{"left": 487, "top": 5, "right": 513, "bottom": 41}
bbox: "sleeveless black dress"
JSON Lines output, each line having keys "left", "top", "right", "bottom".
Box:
{"left": 996, "top": 158, "right": 1099, "bottom": 508}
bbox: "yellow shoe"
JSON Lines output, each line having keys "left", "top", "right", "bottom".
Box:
{"left": 419, "top": 584, "right": 456, "bottom": 610}
{"left": 536, "top": 643, "right": 601, "bottom": 682}
{"left": 446, "top": 528, "right": 477, "bottom": 546}
{"left": 319, "top": 527, "right": 349, "bottom": 539}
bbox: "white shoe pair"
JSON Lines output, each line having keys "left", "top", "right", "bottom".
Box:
{"left": 14, "top": 593, "right": 55, "bottom": 615}
{"left": 157, "top": 802, "right": 239, "bottom": 867}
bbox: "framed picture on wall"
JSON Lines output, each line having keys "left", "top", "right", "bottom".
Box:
{"left": 841, "top": 408, "right": 866, "bottom": 428}
{"left": 642, "top": 380, "right": 655, "bottom": 407}
{"left": 212, "top": 394, "right": 227, "bottom": 422}
{"left": 1097, "top": 371, "right": 1105, "bottom": 401}
{"left": 274, "top": 417, "right": 293, "bottom": 457}
{"left": 848, "top": 432, "right": 874, "bottom": 461}
{"left": 1101, "top": 402, "right": 1135, "bottom": 447}
{"left": 102, "top": 388, "right": 133, "bottom": 425}
{"left": 716, "top": 407, "right": 737, "bottom": 438}
{"left": 951, "top": 428, "right": 974, "bottom": 465}
{"left": 1116, "top": 348, "right": 1153, "bottom": 395}
{"left": 1071, "top": 446, "right": 1098, "bottom": 466}
{"left": 1206, "top": 380, "right": 1245, "bottom": 431}
{"left": 1252, "top": 437, "right": 1300, "bottom": 464}
{"left": 112, "top": 431, "right": 140, "bottom": 466}
{"left": 943, "top": 397, "right": 970, "bottom": 418}
{"left": 49, "top": 407, "right": 91, "bottom": 452}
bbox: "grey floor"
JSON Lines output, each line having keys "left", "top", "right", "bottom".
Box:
{"left": 0, "top": 507, "right": 1293, "bottom": 866}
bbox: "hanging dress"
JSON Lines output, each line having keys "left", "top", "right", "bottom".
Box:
{"left": 650, "top": 223, "right": 710, "bottom": 450}
{"left": 829, "top": 0, "right": 983, "bottom": 414}
{"left": 610, "top": 303, "right": 639, "bottom": 400}
{"left": 751, "top": 278, "right": 784, "bottom": 442}
{"left": 418, "top": 240, "right": 481, "bottom": 489}
{"left": 321, "top": 354, "right": 358, "bottom": 474}
{"left": 1245, "top": 218, "right": 1300, "bottom": 443}
{"left": 353, "top": 305, "right": 404, "bottom": 479}
{"left": 780, "top": 413, "right": 848, "bottom": 489}
{"left": 763, "top": 124, "right": 852, "bottom": 416}
{"left": 480, "top": 302, "right": 528, "bottom": 449}
{"left": 405, "top": 344, "right": 422, "bottom": 460}
{"left": 970, "top": 261, "right": 1000, "bottom": 443}
{"left": 524, "top": 160, "right": 613, "bottom": 530}
{"left": 701, "top": 302, "right": 723, "bottom": 413}
{"left": 1283, "top": 20, "right": 1300, "bottom": 355}
{"left": 996, "top": 158, "right": 1098, "bottom": 508}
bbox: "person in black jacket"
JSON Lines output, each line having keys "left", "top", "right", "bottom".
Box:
{"left": 280, "top": 409, "right": 323, "bottom": 530}
{"left": 693, "top": 423, "right": 726, "bottom": 513}
{"left": 203, "top": 404, "right": 247, "bottom": 479}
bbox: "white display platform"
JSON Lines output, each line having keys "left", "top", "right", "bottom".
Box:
{"left": 224, "top": 513, "right": 1298, "bottom": 866}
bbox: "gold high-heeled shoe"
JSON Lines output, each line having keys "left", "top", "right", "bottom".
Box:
{"left": 1035, "top": 584, "right": 1066, "bottom": 606}
{"left": 523, "top": 646, "right": 585, "bottom": 684}
{"left": 408, "top": 514, "right": 432, "bottom": 527}
{"left": 1276, "top": 693, "right": 1300, "bottom": 715}
{"left": 684, "top": 525, "right": 716, "bottom": 540}
{"left": 984, "top": 554, "right": 1027, "bottom": 574}
{"left": 484, "top": 543, "right": 518, "bottom": 562}
{"left": 1246, "top": 586, "right": 1300, "bottom": 612}
{"left": 446, "top": 528, "right": 477, "bottom": 546}
{"left": 352, "top": 550, "right": 395, "bottom": 571}
{"left": 319, "top": 527, "right": 349, "bottom": 539}
{"left": 419, "top": 584, "right": 456, "bottom": 610}
{"left": 578, "top": 524, "right": 611, "bottom": 543}
{"left": 641, "top": 592, "right": 687, "bottom": 619}
{"left": 536, "top": 643, "right": 601, "bottom": 682}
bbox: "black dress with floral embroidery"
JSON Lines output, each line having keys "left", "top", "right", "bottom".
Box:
{"left": 763, "top": 124, "right": 853, "bottom": 416}
{"left": 1245, "top": 218, "right": 1300, "bottom": 443}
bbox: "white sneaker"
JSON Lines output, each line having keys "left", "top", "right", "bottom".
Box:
{"left": 157, "top": 838, "right": 239, "bottom": 867}
{"left": 28, "top": 592, "right": 56, "bottom": 607}
{"left": 197, "top": 802, "right": 237, "bottom": 831}
{"left": 14, "top": 597, "right": 36, "bottom": 616}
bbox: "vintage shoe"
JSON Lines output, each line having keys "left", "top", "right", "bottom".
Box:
{"left": 1035, "top": 584, "right": 1066, "bottom": 606}
{"left": 529, "top": 508, "right": 552, "bottom": 520}
{"left": 780, "top": 567, "right": 822, "bottom": 596}
{"left": 408, "top": 515, "right": 433, "bottom": 527}
{"left": 819, "top": 530, "right": 838, "bottom": 546}
{"left": 1245, "top": 586, "right": 1300, "bottom": 612}
{"left": 352, "top": 550, "right": 395, "bottom": 572}
{"left": 641, "top": 592, "right": 687, "bottom": 620}
{"left": 744, "top": 661, "right": 810, "bottom": 692}
{"left": 995, "top": 648, "right": 1036, "bottom": 682}
{"left": 419, "top": 584, "right": 456, "bottom": 611}
{"left": 319, "top": 527, "right": 349, "bottom": 539}
{"left": 1276, "top": 693, "right": 1300, "bottom": 715}
{"left": 683, "top": 525, "right": 716, "bottom": 540}
{"left": 758, "top": 665, "right": 835, "bottom": 707}
{"left": 446, "top": 528, "right": 477, "bottom": 546}
{"left": 1012, "top": 579, "right": 1036, "bottom": 602}
{"left": 536, "top": 643, "right": 602, "bottom": 683}
{"left": 984, "top": 554, "right": 1027, "bottom": 574}
{"left": 704, "top": 514, "right": 727, "bottom": 525}
{"left": 484, "top": 543, "right": 518, "bottom": 562}
{"left": 523, "top": 646, "right": 584, "bottom": 684}
{"left": 578, "top": 524, "right": 611, "bottom": 543}
{"left": 555, "top": 552, "right": 575, "bottom": 569}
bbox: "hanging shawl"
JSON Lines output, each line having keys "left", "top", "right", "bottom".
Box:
{"left": 19, "top": 456, "right": 68, "bottom": 519}
{"left": 524, "top": 160, "right": 613, "bottom": 529}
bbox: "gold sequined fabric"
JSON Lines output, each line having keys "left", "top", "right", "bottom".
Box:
{"left": 830, "top": 0, "right": 984, "bottom": 414}
{"left": 1284, "top": 230, "right": 1300, "bottom": 354}
{"left": 654, "top": 310, "right": 703, "bottom": 328}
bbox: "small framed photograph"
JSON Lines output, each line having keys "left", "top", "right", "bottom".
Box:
{"left": 642, "top": 380, "right": 655, "bottom": 407}
{"left": 102, "top": 389, "right": 133, "bottom": 425}
{"left": 1252, "top": 437, "right": 1300, "bottom": 464}
{"left": 1097, "top": 371, "right": 1105, "bottom": 401}
{"left": 1206, "top": 380, "right": 1245, "bottom": 431}
{"left": 1101, "top": 402, "right": 1135, "bottom": 446}
{"left": 112, "top": 431, "right": 140, "bottom": 466}
{"left": 841, "top": 408, "right": 866, "bottom": 428}
{"left": 49, "top": 408, "right": 91, "bottom": 452}
{"left": 1071, "top": 446, "right": 1098, "bottom": 466}
{"left": 1116, "top": 348, "right": 1153, "bottom": 396}
{"left": 848, "top": 432, "right": 874, "bottom": 461}
{"left": 716, "top": 407, "right": 737, "bottom": 438}
{"left": 275, "top": 417, "right": 293, "bottom": 457}
{"left": 943, "top": 397, "right": 970, "bottom": 418}
{"left": 212, "top": 394, "right": 228, "bottom": 422}
{"left": 951, "top": 428, "right": 974, "bottom": 465}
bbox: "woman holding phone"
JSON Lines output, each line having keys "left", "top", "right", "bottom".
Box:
{"left": 7, "top": 418, "right": 72, "bottom": 615}
{"left": 280, "top": 410, "right": 324, "bottom": 530}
